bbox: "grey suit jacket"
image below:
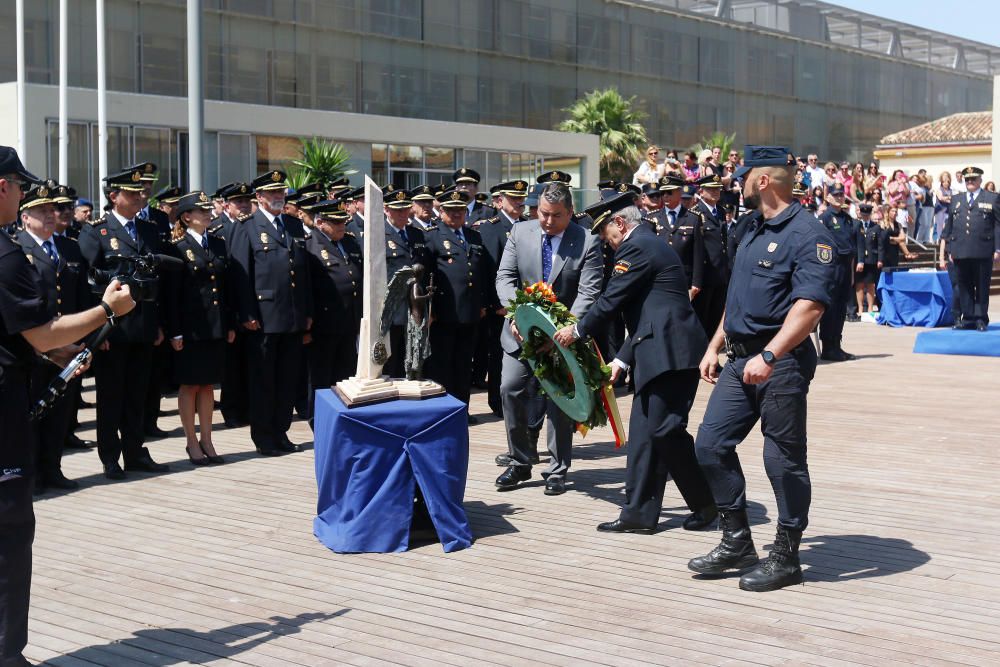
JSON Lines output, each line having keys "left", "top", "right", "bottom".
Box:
{"left": 496, "top": 218, "right": 604, "bottom": 354}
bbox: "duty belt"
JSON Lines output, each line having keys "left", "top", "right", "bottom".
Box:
{"left": 725, "top": 334, "right": 772, "bottom": 359}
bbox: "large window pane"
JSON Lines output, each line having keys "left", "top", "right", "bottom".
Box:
{"left": 218, "top": 133, "right": 254, "bottom": 186}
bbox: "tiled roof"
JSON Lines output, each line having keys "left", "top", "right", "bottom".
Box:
{"left": 878, "top": 111, "right": 992, "bottom": 147}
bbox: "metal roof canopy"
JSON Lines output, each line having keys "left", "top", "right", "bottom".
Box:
{"left": 655, "top": 0, "right": 997, "bottom": 74}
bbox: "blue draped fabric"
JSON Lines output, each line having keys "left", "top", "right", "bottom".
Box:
{"left": 877, "top": 270, "right": 953, "bottom": 328}
{"left": 914, "top": 323, "right": 1000, "bottom": 356}
{"left": 313, "top": 390, "right": 472, "bottom": 553}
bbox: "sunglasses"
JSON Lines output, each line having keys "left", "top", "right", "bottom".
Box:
{"left": 4, "top": 178, "right": 31, "bottom": 193}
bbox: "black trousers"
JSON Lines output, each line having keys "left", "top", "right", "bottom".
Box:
{"left": 955, "top": 257, "right": 993, "bottom": 325}
{"left": 483, "top": 313, "right": 505, "bottom": 415}
{"left": 693, "top": 285, "right": 727, "bottom": 336}
{"left": 819, "top": 256, "right": 853, "bottom": 348}
{"left": 30, "top": 362, "right": 75, "bottom": 480}
{"left": 94, "top": 341, "right": 154, "bottom": 466}
{"left": 946, "top": 259, "right": 961, "bottom": 323}
{"left": 383, "top": 325, "right": 406, "bottom": 379}
{"left": 143, "top": 342, "right": 171, "bottom": 430}
{"left": 246, "top": 331, "right": 303, "bottom": 449}
{"left": 307, "top": 331, "right": 358, "bottom": 421}
{"left": 471, "top": 317, "right": 490, "bottom": 386}
{"left": 220, "top": 331, "right": 249, "bottom": 423}
{"left": 619, "top": 369, "right": 715, "bottom": 527}
{"left": 0, "top": 476, "right": 33, "bottom": 665}
{"left": 426, "top": 321, "right": 478, "bottom": 404}
{"left": 695, "top": 343, "right": 816, "bottom": 532}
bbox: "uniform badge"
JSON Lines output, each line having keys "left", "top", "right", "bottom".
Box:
{"left": 613, "top": 260, "right": 631, "bottom": 275}
{"left": 388, "top": 240, "right": 397, "bottom": 250}
{"left": 767, "top": 242, "right": 778, "bottom": 253}
{"left": 100, "top": 228, "right": 108, "bottom": 236}
{"left": 110, "top": 237, "right": 119, "bottom": 250}
{"left": 260, "top": 232, "right": 269, "bottom": 245}
{"left": 444, "top": 239, "right": 452, "bottom": 250}
{"left": 320, "top": 249, "right": 329, "bottom": 260}
{"left": 186, "top": 249, "right": 195, "bottom": 262}
{"left": 816, "top": 243, "right": 833, "bottom": 264}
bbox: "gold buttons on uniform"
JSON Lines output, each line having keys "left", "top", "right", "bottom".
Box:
{"left": 291, "top": 282, "right": 296, "bottom": 287}
{"left": 290, "top": 270, "right": 295, "bottom": 276}
{"left": 212, "top": 287, "right": 218, "bottom": 293}
{"left": 55, "top": 285, "right": 61, "bottom": 291}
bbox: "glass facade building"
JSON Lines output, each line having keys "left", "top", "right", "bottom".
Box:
{"left": 1, "top": 0, "right": 995, "bottom": 198}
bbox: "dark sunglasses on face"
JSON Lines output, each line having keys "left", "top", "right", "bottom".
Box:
{"left": 4, "top": 178, "right": 30, "bottom": 193}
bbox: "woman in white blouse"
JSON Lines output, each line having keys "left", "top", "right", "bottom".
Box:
{"left": 633, "top": 145, "right": 664, "bottom": 186}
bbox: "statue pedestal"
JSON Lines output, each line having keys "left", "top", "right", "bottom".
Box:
{"left": 396, "top": 379, "right": 446, "bottom": 400}
{"left": 334, "top": 376, "right": 399, "bottom": 407}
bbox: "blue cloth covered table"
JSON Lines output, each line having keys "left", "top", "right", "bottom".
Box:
{"left": 877, "top": 270, "right": 953, "bottom": 327}
{"left": 313, "top": 390, "right": 472, "bottom": 553}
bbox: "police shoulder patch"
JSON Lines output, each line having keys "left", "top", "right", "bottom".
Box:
{"left": 816, "top": 243, "right": 833, "bottom": 264}
{"left": 613, "top": 260, "right": 631, "bottom": 275}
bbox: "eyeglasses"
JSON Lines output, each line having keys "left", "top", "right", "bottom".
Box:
{"left": 3, "top": 177, "right": 30, "bottom": 193}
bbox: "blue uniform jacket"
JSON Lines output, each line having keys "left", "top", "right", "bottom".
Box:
{"left": 724, "top": 202, "right": 836, "bottom": 341}
{"left": 942, "top": 189, "right": 1000, "bottom": 260}
{"left": 577, "top": 224, "right": 706, "bottom": 393}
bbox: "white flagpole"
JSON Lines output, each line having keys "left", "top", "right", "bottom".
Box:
{"left": 96, "top": 0, "right": 108, "bottom": 207}
{"left": 16, "top": 0, "right": 26, "bottom": 160}
{"left": 58, "top": 0, "right": 68, "bottom": 183}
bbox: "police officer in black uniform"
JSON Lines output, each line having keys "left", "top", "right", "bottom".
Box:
{"left": 939, "top": 166, "right": 1000, "bottom": 331}
{"left": 79, "top": 166, "right": 172, "bottom": 480}
{"left": 409, "top": 184, "right": 439, "bottom": 231}
{"left": 382, "top": 188, "right": 428, "bottom": 379}
{"left": 452, "top": 168, "right": 491, "bottom": 226}
{"left": 0, "top": 147, "right": 136, "bottom": 666}
{"left": 343, "top": 186, "right": 366, "bottom": 238}
{"left": 16, "top": 184, "right": 90, "bottom": 493}
{"left": 656, "top": 174, "right": 704, "bottom": 296}
{"left": 692, "top": 173, "right": 730, "bottom": 334}
{"left": 687, "top": 146, "right": 836, "bottom": 592}
{"left": 228, "top": 170, "right": 313, "bottom": 456}
{"left": 854, "top": 203, "right": 884, "bottom": 314}
{"left": 555, "top": 192, "right": 718, "bottom": 533}
{"left": 817, "top": 182, "right": 857, "bottom": 360}
{"left": 423, "top": 190, "right": 492, "bottom": 410}
{"left": 475, "top": 180, "right": 529, "bottom": 416}
{"left": 305, "top": 200, "right": 363, "bottom": 394}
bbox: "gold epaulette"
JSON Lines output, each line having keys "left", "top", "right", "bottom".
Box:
{"left": 345, "top": 231, "right": 356, "bottom": 238}
{"left": 237, "top": 212, "right": 253, "bottom": 222}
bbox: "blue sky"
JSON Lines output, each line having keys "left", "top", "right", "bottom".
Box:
{"left": 828, "top": 1, "right": 1000, "bottom": 48}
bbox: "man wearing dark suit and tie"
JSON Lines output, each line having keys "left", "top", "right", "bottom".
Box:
{"left": 494, "top": 182, "right": 604, "bottom": 496}
{"left": 555, "top": 193, "right": 718, "bottom": 532}
{"left": 79, "top": 166, "right": 171, "bottom": 479}
{"left": 228, "top": 170, "right": 313, "bottom": 456}
{"left": 382, "top": 188, "right": 428, "bottom": 379}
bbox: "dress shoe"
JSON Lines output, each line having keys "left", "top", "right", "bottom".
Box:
{"left": 144, "top": 425, "right": 171, "bottom": 439}
{"left": 64, "top": 434, "right": 95, "bottom": 450}
{"left": 103, "top": 462, "right": 126, "bottom": 480}
{"left": 224, "top": 418, "right": 244, "bottom": 429}
{"left": 200, "top": 442, "right": 225, "bottom": 465}
{"left": 976, "top": 320, "right": 989, "bottom": 332}
{"left": 544, "top": 477, "right": 566, "bottom": 496}
{"left": 495, "top": 465, "right": 530, "bottom": 490}
{"left": 596, "top": 518, "right": 654, "bottom": 534}
{"left": 494, "top": 452, "right": 540, "bottom": 466}
{"left": 688, "top": 509, "right": 759, "bottom": 575}
{"left": 256, "top": 446, "right": 284, "bottom": 457}
{"left": 953, "top": 321, "right": 973, "bottom": 330}
{"left": 187, "top": 445, "right": 210, "bottom": 466}
{"left": 125, "top": 454, "right": 170, "bottom": 473}
{"left": 845, "top": 313, "right": 861, "bottom": 323}
{"left": 467, "top": 415, "right": 480, "bottom": 425}
{"left": 739, "top": 526, "right": 804, "bottom": 592}
{"left": 276, "top": 436, "right": 300, "bottom": 453}
{"left": 42, "top": 472, "right": 79, "bottom": 490}
{"left": 683, "top": 505, "right": 719, "bottom": 531}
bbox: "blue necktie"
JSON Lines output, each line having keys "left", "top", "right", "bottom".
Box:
{"left": 201, "top": 235, "right": 209, "bottom": 251}
{"left": 336, "top": 241, "right": 347, "bottom": 259}
{"left": 274, "top": 216, "right": 286, "bottom": 241}
{"left": 668, "top": 210, "right": 677, "bottom": 230}
{"left": 969, "top": 194, "right": 975, "bottom": 207}
{"left": 43, "top": 239, "right": 58, "bottom": 263}
{"left": 124, "top": 220, "right": 136, "bottom": 241}
{"left": 399, "top": 227, "right": 409, "bottom": 245}
{"left": 542, "top": 234, "right": 553, "bottom": 283}
{"left": 455, "top": 230, "right": 466, "bottom": 247}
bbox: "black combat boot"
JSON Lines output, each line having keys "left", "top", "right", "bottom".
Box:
{"left": 739, "top": 526, "right": 804, "bottom": 592}
{"left": 687, "top": 509, "right": 759, "bottom": 575}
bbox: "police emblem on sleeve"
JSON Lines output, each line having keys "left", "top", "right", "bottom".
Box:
{"left": 816, "top": 243, "right": 833, "bottom": 264}
{"left": 613, "top": 260, "right": 631, "bottom": 275}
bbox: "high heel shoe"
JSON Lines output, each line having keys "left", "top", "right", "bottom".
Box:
{"left": 187, "top": 445, "right": 210, "bottom": 466}
{"left": 200, "top": 441, "right": 225, "bottom": 465}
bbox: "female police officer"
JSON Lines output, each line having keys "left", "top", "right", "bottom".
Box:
{"left": 687, "top": 146, "right": 836, "bottom": 592}
{"left": 0, "top": 146, "right": 136, "bottom": 667}
{"left": 166, "top": 192, "right": 234, "bottom": 466}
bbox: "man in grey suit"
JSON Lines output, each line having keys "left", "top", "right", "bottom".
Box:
{"left": 494, "top": 182, "right": 604, "bottom": 495}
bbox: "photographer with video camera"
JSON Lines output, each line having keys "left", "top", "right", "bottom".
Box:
{"left": 0, "top": 147, "right": 136, "bottom": 667}
{"left": 79, "top": 165, "right": 173, "bottom": 481}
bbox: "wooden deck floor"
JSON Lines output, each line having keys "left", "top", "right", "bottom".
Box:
{"left": 25, "top": 320, "right": 1000, "bottom": 666}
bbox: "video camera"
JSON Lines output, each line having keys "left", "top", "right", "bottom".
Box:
{"left": 88, "top": 253, "right": 182, "bottom": 302}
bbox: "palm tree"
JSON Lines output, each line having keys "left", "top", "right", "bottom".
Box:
{"left": 557, "top": 88, "right": 648, "bottom": 183}
{"left": 691, "top": 131, "right": 737, "bottom": 161}
{"left": 286, "top": 137, "right": 356, "bottom": 188}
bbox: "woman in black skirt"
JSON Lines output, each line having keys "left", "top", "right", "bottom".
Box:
{"left": 166, "top": 192, "right": 234, "bottom": 465}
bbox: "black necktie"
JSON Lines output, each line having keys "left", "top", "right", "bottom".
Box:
{"left": 399, "top": 227, "right": 409, "bottom": 244}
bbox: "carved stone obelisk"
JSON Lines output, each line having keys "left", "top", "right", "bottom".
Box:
{"left": 335, "top": 176, "right": 399, "bottom": 406}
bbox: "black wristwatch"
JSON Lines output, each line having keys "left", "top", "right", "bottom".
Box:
{"left": 100, "top": 300, "right": 117, "bottom": 326}
{"left": 761, "top": 350, "right": 777, "bottom": 366}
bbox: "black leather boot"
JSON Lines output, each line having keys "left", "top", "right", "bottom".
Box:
{"left": 739, "top": 526, "right": 804, "bottom": 592}
{"left": 687, "top": 509, "right": 759, "bottom": 575}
